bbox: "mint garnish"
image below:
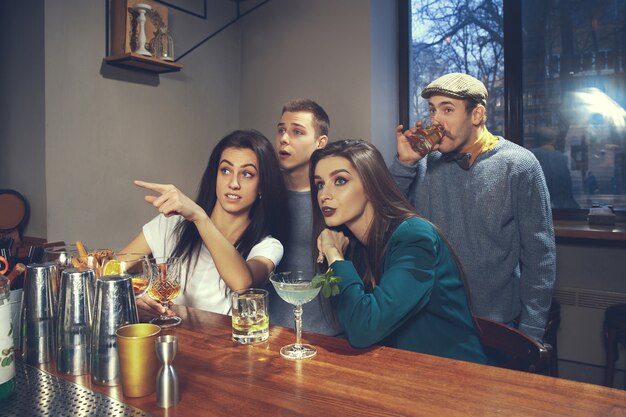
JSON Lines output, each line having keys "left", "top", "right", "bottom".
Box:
{"left": 311, "top": 268, "right": 341, "bottom": 298}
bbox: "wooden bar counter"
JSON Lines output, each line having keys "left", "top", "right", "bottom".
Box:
{"left": 29, "top": 305, "right": 626, "bottom": 416}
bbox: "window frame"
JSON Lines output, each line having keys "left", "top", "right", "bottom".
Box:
{"left": 397, "top": 0, "right": 624, "bottom": 221}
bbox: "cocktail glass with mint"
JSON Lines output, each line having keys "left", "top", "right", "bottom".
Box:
{"left": 269, "top": 271, "right": 321, "bottom": 359}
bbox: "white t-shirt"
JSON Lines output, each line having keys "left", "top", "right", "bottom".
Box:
{"left": 142, "top": 214, "right": 283, "bottom": 314}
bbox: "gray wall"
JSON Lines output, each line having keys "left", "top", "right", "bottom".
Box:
{"left": 239, "top": 0, "right": 398, "bottom": 161}
{"left": 2, "top": 1, "right": 247, "bottom": 249}
{"left": 42, "top": 1, "right": 243, "bottom": 249}
{"left": 0, "top": 0, "right": 47, "bottom": 238}
{"left": 370, "top": 0, "right": 399, "bottom": 161}
{"left": 1, "top": 0, "right": 396, "bottom": 250}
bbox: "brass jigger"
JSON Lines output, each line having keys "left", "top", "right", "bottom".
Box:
{"left": 156, "top": 335, "right": 179, "bottom": 408}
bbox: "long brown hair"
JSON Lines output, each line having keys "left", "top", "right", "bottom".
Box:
{"left": 309, "top": 140, "right": 468, "bottom": 294}
{"left": 172, "top": 130, "right": 289, "bottom": 290}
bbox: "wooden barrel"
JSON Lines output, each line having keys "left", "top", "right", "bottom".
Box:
{"left": 0, "top": 189, "right": 29, "bottom": 232}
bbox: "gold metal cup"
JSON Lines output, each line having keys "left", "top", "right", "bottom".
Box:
{"left": 116, "top": 323, "right": 161, "bottom": 397}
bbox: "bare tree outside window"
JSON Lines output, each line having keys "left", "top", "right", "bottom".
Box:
{"left": 408, "top": 0, "right": 504, "bottom": 134}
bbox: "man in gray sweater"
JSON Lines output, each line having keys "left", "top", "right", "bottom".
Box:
{"left": 268, "top": 98, "right": 343, "bottom": 336}
{"left": 389, "top": 73, "right": 555, "bottom": 341}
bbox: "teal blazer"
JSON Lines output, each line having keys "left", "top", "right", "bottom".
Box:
{"left": 332, "top": 217, "right": 487, "bottom": 364}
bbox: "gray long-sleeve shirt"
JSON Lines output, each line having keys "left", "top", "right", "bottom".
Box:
{"left": 266, "top": 190, "right": 343, "bottom": 336}
{"left": 389, "top": 137, "right": 556, "bottom": 341}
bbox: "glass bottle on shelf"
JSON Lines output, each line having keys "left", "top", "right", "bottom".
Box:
{"left": 0, "top": 274, "right": 15, "bottom": 400}
{"left": 153, "top": 26, "right": 175, "bottom": 62}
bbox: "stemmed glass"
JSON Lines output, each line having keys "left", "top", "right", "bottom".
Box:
{"left": 269, "top": 271, "right": 322, "bottom": 359}
{"left": 145, "top": 257, "right": 182, "bottom": 328}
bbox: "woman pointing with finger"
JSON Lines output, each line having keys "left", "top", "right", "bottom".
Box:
{"left": 120, "top": 130, "right": 288, "bottom": 320}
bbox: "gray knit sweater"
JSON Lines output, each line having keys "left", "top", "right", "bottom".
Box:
{"left": 389, "top": 137, "right": 556, "bottom": 341}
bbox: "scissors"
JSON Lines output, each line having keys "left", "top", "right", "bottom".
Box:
{"left": 0, "top": 256, "right": 8, "bottom": 275}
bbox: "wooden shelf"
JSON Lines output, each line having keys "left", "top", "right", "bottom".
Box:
{"left": 554, "top": 220, "right": 626, "bottom": 241}
{"left": 104, "top": 52, "right": 183, "bottom": 74}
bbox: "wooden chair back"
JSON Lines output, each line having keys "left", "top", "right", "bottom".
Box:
{"left": 474, "top": 316, "right": 552, "bottom": 374}
{"left": 0, "top": 189, "right": 29, "bottom": 250}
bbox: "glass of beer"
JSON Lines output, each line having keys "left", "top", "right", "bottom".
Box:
{"left": 145, "top": 257, "right": 182, "bottom": 328}
{"left": 231, "top": 288, "right": 269, "bottom": 344}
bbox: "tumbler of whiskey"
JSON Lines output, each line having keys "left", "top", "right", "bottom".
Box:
{"left": 407, "top": 124, "right": 445, "bottom": 156}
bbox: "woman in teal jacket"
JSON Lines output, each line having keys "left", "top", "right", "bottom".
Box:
{"left": 310, "top": 140, "right": 486, "bottom": 364}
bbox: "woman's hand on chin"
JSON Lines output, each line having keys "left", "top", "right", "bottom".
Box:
{"left": 317, "top": 228, "right": 349, "bottom": 265}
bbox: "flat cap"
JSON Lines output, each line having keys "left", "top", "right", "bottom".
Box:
{"left": 421, "top": 73, "right": 488, "bottom": 106}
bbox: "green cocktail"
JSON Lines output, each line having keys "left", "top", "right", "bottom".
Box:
{"left": 270, "top": 271, "right": 322, "bottom": 359}
{"left": 273, "top": 282, "right": 320, "bottom": 306}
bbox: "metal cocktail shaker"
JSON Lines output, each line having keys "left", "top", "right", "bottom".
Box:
{"left": 156, "top": 335, "right": 179, "bottom": 408}
{"left": 56, "top": 268, "right": 94, "bottom": 375}
{"left": 91, "top": 274, "right": 138, "bottom": 386}
{"left": 20, "top": 263, "right": 58, "bottom": 364}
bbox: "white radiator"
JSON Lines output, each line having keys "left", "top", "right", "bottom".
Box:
{"left": 555, "top": 287, "right": 626, "bottom": 310}
{"left": 554, "top": 286, "right": 626, "bottom": 370}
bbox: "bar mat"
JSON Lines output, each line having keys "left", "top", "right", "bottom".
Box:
{"left": 0, "top": 361, "right": 155, "bottom": 417}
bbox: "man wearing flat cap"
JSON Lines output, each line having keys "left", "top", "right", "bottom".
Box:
{"left": 389, "top": 73, "right": 555, "bottom": 342}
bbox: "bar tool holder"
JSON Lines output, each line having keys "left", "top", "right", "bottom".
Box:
{"left": 156, "top": 335, "right": 179, "bottom": 408}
